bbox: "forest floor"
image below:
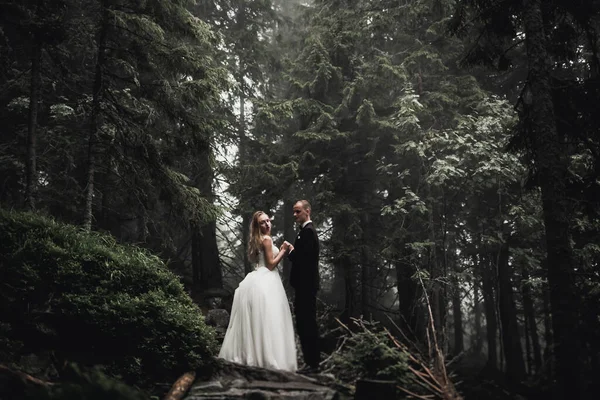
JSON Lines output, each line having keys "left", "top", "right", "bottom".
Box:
{"left": 450, "top": 356, "right": 550, "bottom": 400}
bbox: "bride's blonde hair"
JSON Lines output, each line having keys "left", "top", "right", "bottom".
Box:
{"left": 248, "top": 211, "right": 267, "bottom": 263}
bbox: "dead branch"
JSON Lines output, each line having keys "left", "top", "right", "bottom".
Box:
{"left": 415, "top": 271, "right": 462, "bottom": 400}
{"left": 334, "top": 317, "right": 354, "bottom": 335}
{"left": 0, "top": 364, "right": 54, "bottom": 387}
{"left": 397, "top": 384, "right": 436, "bottom": 399}
{"left": 320, "top": 336, "right": 349, "bottom": 370}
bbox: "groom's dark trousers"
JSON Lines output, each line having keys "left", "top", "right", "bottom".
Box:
{"left": 288, "top": 222, "right": 321, "bottom": 368}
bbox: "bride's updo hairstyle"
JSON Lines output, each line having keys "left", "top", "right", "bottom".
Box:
{"left": 248, "top": 211, "right": 266, "bottom": 263}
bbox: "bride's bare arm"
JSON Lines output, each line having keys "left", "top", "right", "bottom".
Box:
{"left": 262, "top": 236, "right": 287, "bottom": 270}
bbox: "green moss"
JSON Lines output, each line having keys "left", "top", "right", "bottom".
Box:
{"left": 0, "top": 209, "right": 217, "bottom": 387}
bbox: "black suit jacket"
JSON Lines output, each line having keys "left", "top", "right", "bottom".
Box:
{"left": 288, "top": 222, "right": 320, "bottom": 292}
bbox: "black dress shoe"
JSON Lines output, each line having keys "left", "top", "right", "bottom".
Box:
{"left": 297, "top": 365, "right": 320, "bottom": 374}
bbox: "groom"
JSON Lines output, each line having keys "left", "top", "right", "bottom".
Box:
{"left": 286, "top": 200, "right": 321, "bottom": 374}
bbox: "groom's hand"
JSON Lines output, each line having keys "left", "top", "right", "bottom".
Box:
{"left": 284, "top": 241, "right": 294, "bottom": 253}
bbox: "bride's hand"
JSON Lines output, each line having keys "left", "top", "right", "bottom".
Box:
{"left": 281, "top": 241, "right": 292, "bottom": 252}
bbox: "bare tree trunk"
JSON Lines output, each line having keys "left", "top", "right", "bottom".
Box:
{"left": 524, "top": 311, "right": 531, "bottom": 375}
{"left": 428, "top": 201, "right": 445, "bottom": 350}
{"left": 343, "top": 259, "right": 357, "bottom": 320}
{"left": 84, "top": 3, "right": 109, "bottom": 231}
{"left": 360, "top": 213, "right": 375, "bottom": 319}
{"left": 282, "top": 196, "right": 294, "bottom": 292}
{"left": 523, "top": 0, "right": 584, "bottom": 395}
{"left": 333, "top": 214, "right": 356, "bottom": 321}
{"left": 496, "top": 240, "right": 526, "bottom": 383}
{"left": 452, "top": 275, "right": 464, "bottom": 355}
{"left": 199, "top": 221, "right": 223, "bottom": 290}
{"left": 194, "top": 141, "right": 223, "bottom": 292}
{"left": 395, "top": 245, "right": 420, "bottom": 341}
{"left": 542, "top": 280, "right": 553, "bottom": 375}
{"left": 472, "top": 273, "right": 483, "bottom": 355}
{"left": 521, "top": 268, "right": 542, "bottom": 374}
{"left": 191, "top": 222, "right": 201, "bottom": 288}
{"left": 25, "top": 42, "right": 42, "bottom": 211}
{"left": 242, "top": 213, "right": 252, "bottom": 274}
{"left": 237, "top": 79, "right": 253, "bottom": 276}
{"left": 481, "top": 254, "right": 498, "bottom": 370}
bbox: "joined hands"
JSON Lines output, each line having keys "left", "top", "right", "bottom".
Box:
{"left": 281, "top": 241, "right": 294, "bottom": 253}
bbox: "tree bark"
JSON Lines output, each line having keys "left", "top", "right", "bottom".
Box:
{"left": 332, "top": 214, "right": 356, "bottom": 321}
{"left": 472, "top": 272, "right": 483, "bottom": 355}
{"left": 164, "top": 371, "right": 195, "bottom": 400}
{"left": 452, "top": 275, "right": 464, "bottom": 354}
{"left": 542, "top": 280, "right": 553, "bottom": 375}
{"left": 25, "top": 41, "right": 42, "bottom": 211}
{"left": 84, "top": 3, "right": 109, "bottom": 231}
{"left": 194, "top": 141, "right": 223, "bottom": 291}
{"left": 282, "top": 196, "right": 295, "bottom": 292}
{"left": 198, "top": 221, "right": 223, "bottom": 290}
{"left": 523, "top": 0, "right": 584, "bottom": 395}
{"left": 360, "top": 213, "right": 375, "bottom": 319}
{"left": 191, "top": 222, "right": 201, "bottom": 288}
{"left": 428, "top": 200, "right": 446, "bottom": 352}
{"left": 521, "top": 268, "right": 542, "bottom": 374}
{"left": 481, "top": 254, "right": 498, "bottom": 370}
{"left": 496, "top": 240, "right": 526, "bottom": 383}
{"left": 395, "top": 245, "right": 420, "bottom": 340}
{"left": 242, "top": 213, "right": 252, "bottom": 274}
{"left": 237, "top": 78, "right": 254, "bottom": 276}
{"left": 524, "top": 311, "right": 531, "bottom": 375}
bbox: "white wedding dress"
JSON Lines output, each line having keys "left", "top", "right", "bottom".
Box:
{"left": 218, "top": 244, "right": 297, "bottom": 371}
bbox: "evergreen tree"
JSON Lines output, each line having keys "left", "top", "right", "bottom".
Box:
{"left": 451, "top": 0, "right": 600, "bottom": 395}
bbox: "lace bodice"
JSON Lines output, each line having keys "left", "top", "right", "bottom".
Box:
{"left": 257, "top": 244, "right": 279, "bottom": 269}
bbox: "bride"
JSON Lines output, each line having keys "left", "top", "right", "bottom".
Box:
{"left": 218, "top": 211, "right": 298, "bottom": 372}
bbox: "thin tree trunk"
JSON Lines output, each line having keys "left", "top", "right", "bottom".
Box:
{"left": 521, "top": 268, "right": 542, "bottom": 374}
{"left": 523, "top": 0, "right": 584, "bottom": 395}
{"left": 428, "top": 201, "right": 445, "bottom": 350}
{"left": 481, "top": 254, "right": 498, "bottom": 370}
{"left": 84, "top": 3, "right": 109, "bottom": 231}
{"left": 395, "top": 245, "right": 420, "bottom": 341}
{"left": 360, "top": 213, "right": 374, "bottom": 319}
{"left": 333, "top": 214, "right": 355, "bottom": 321}
{"left": 242, "top": 213, "right": 252, "bottom": 274}
{"left": 542, "top": 280, "right": 553, "bottom": 375}
{"left": 282, "top": 196, "right": 294, "bottom": 292}
{"left": 452, "top": 275, "right": 464, "bottom": 354}
{"left": 25, "top": 41, "right": 42, "bottom": 211}
{"left": 524, "top": 313, "right": 531, "bottom": 375}
{"left": 473, "top": 272, "right": 483, "bottom": 355}
{"left": 343, "top": 255, "right": 357, "bottom": 320}
{"left": 496, "top": 240, "right": 526, "bottom": 383}
{"left": 439, "top": 197, "right": 450, "bottom": 354}
{"left": 237, "top": 79, "right": 253, "bottom": 276}
{"left": 191, "top": 221, "right": 201, "bottom": 288}
{"left": 194, "top": 141, "right": 223, "bottom": 291}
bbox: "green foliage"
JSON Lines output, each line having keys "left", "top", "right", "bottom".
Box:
{"left": 0, "top": 209, "right": 217, "bottom": 386}
{"left": 325, "top": 320, "right": 411, "bottom": 388}
{"left": 26, "top": 364, "right": 148, "bottom": 400}
{"left": 0, "top": 0, "right": 230, "bottom": 263}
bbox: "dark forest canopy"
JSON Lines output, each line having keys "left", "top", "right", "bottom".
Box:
{"left": 1, "top": 0, "right": 599, "bottom": 399}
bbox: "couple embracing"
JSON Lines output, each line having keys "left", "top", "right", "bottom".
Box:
{"left": 218, "top": 200, "right": 321, "bottom": 374}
